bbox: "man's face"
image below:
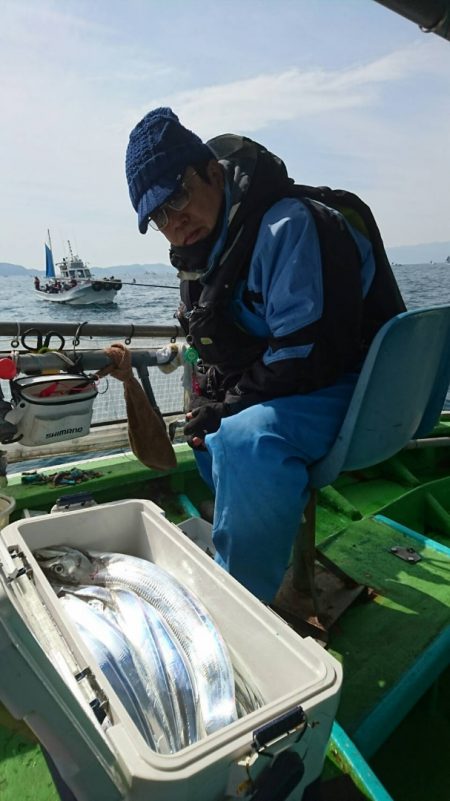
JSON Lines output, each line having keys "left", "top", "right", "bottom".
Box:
{"left": 157, "top": 161, "right": 224, "bottom": 247}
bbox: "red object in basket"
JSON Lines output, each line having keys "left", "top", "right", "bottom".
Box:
{"left": 38, "top": 381, "right": 60, "bottom": 397}
{"left": 0, "top": 358, "right": 17, "bottom": 379}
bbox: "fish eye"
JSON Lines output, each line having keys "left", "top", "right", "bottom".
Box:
{"left": 54, "top": 564, "right": 65, "bottom": 574}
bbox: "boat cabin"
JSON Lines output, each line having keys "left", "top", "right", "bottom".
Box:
{"left": 57, "top": 255, "right": 92, "bottom": 282}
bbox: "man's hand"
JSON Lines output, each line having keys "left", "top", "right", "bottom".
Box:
{"left": 184, "top": 402, "right": 229, "bottom": 450}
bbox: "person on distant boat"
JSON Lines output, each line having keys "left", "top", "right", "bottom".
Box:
{"left": 69, "top": 277, "right": 77, "bottom": 287}
{"left": 34, "top": 276, "right": 40, "bottom": 290}
{"left": 125, "top": 107, "right": 406, "bottom": 603}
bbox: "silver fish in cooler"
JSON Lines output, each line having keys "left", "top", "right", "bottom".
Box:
{"left": 111, "top": 587, "right": 199, "bottom": 750}
{"left": 35, "top": 546, "right": 238, "bottom": 736}
{"left": 233, "top": 662, "right": 265, "bottom": 718}
{"left": 61, "top": 584, "right": 198, "bottom": 752}
{"left": 59, "top": 593, "right": 157, "bottom": 748}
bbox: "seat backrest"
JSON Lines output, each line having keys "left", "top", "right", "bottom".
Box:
{"left": 309, "top": 305, "right": 450, "bottom": 489}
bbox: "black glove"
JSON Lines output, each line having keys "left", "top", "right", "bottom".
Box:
{"left": 184, "top": 402, "right": 229, "bottom": 450}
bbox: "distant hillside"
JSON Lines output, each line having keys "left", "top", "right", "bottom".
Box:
{"left": 91, "top": 263, "right": 173, "bottom": 278}
{"left": 0, "top": 262, "right": 33, "bottom": 276}
{"left": 0, "top": 261, "right": 173, "bottom": 279}
{"left": 386, "top": 241, "right": 450, "bottom": 265}
{"left": 3, "top": 242, "right": 450, "bottom": 278}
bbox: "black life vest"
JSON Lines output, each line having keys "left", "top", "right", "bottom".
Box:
{"left": 177, "top": 136, "right": 406, "bottom": 396}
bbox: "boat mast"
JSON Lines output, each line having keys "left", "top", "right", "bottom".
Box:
{"left": 47, "top": 229, "right": 53, "bottom": 254}
{"left": 67, "top": 240, "right": 74, "bottom": 261}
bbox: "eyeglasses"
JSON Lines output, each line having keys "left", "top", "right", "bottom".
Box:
{"left": 148, "top": 171, "right": 198, "bottom": 231}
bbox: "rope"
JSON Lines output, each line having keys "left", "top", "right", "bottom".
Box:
{"left": 119, "top": 282, "right": 179, "bottom": 289}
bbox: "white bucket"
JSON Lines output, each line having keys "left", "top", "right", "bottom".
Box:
{"left": 5, "top": 374, "right": 98, "bottom": 446}
{"left": 0, "top": 494, "right": 15, "bottom": 530}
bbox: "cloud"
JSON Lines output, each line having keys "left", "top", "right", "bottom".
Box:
{"left": 1, "top": 2, "right": 448, "bottom": 267}
{"left": 146, "top": 41, "right": 447, "bottom": 138}
{"left": 136, "top": 40, "right": 448, "bottom": 248}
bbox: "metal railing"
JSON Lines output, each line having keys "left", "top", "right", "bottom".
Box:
{"left": 0, "top": 321, "right": 188, "bottom": 427}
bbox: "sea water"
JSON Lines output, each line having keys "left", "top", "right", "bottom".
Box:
{"left": 0, "top": 262, "right": 449, "bottom": 410}
{"left": 2, "top": 271, "right": 179, "bottom": 327}
{"left": 1, "top": 262, "right": 448, "bottom": 327}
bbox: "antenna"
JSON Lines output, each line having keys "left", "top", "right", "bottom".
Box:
{"left": 67, "top": 240, "right": 74, "bottom": 260}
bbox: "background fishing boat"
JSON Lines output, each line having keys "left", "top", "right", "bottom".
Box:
{"left": 34, "top": 235, "right": 122, "bottom": 306}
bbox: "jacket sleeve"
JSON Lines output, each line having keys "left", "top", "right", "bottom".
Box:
{"left": 223, "top": 198, "right": 339, "bottom": 412}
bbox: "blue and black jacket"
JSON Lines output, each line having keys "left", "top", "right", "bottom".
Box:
{"left": 175, "top": 135, "right": 406, "bottom": 410}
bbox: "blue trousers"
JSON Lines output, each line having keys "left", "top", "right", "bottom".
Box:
{"left": 194, "top": 374, "right": 359, "bottom": 602}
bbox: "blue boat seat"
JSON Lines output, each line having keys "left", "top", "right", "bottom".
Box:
{"left": 291, "top": 305, "right": 450, "bottom": 613}
{"left": 310, "top": 305, "right": 450, "bottom": 489}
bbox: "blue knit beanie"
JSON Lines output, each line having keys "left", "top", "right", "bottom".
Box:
{"left": 126, "top": 107, "right": 213, "bottom": 233}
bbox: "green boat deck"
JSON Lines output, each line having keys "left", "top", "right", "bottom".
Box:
{"left": 1, "top": 428, "right": 449, "bottom": 801}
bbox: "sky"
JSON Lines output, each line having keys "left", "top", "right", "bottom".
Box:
{"left": 1, "top": 0, "right": 449, "bottom": 269}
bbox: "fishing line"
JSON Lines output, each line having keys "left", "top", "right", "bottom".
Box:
{"left": 118, "top": 282, "right": 179, "bottom": 289}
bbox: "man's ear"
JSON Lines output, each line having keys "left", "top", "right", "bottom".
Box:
{"left": 207, "top": 159, "right": 224, "bottom": 189}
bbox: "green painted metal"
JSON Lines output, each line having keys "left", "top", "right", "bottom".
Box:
{"left": 176, "top": 493, "right": 201, "bottom": 519}
{"left": 322, "top": 517, "right": 450, "bottom": 734}
{"left": 318, "top": 485, "right": 362, "bottom": 520}
{"left": 352, "top": 626, "right": 450, "bottom": 758}
{"left": 370, "top": 667, "right": 450, "bottom": 801}
{"left": 329, "top": 722, "right": 394, "bottom": 801}
{"left": 371, "top": 476, "right": 450, "bottom": 546}
{"left": 375, "top": 514, "right": 450, "bottom": 557}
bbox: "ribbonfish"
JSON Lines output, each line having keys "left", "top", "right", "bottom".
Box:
{"left": 111, "top": 588, "right": 198, "bottom": 750}
{"left": 233, "top": 663, "right": 265, "bottom": 718}
{"left": 60, "top": 585, "right": 196, "bottom": 752}
{"left": 59, "top": 593, "right": 156, "bottom": 748}
{"left": 35, "top": 546, "right": 238, "bottom": 736}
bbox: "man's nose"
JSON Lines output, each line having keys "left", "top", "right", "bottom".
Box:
{"left": 164, "top": 209, "right": 190, "bottom": 243}
{"left": 168, "top": 207, "right": 190, "bottom": 232}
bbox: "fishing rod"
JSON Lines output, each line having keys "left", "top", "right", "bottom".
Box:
{"left": 0, "top": 321, "right": 183, "bottom": 340}
{"left": 118, "top": 281, "right": 179, "bottom": 289}
{"left": 0, "top": 348, "right": 179, "bottom": 375}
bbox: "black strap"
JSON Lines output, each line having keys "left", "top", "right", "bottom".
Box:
{"left": 250, "top": 750, "right": 305, "bottom": 800}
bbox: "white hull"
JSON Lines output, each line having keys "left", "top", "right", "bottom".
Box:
{"left": 34, "top": 283, "right": 119, "bottom": 305}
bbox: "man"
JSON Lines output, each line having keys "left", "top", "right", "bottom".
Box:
{"left": 125, "top": 107, "right": 405, "bottom": 603}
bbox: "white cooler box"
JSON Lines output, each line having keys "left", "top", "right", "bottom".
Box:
{"left": 0, "top": 499, "right": 342, "bottom": 801}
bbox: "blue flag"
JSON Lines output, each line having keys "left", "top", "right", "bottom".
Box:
{"left": 45, "top": 244, "right": 55, "bottom": 278}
